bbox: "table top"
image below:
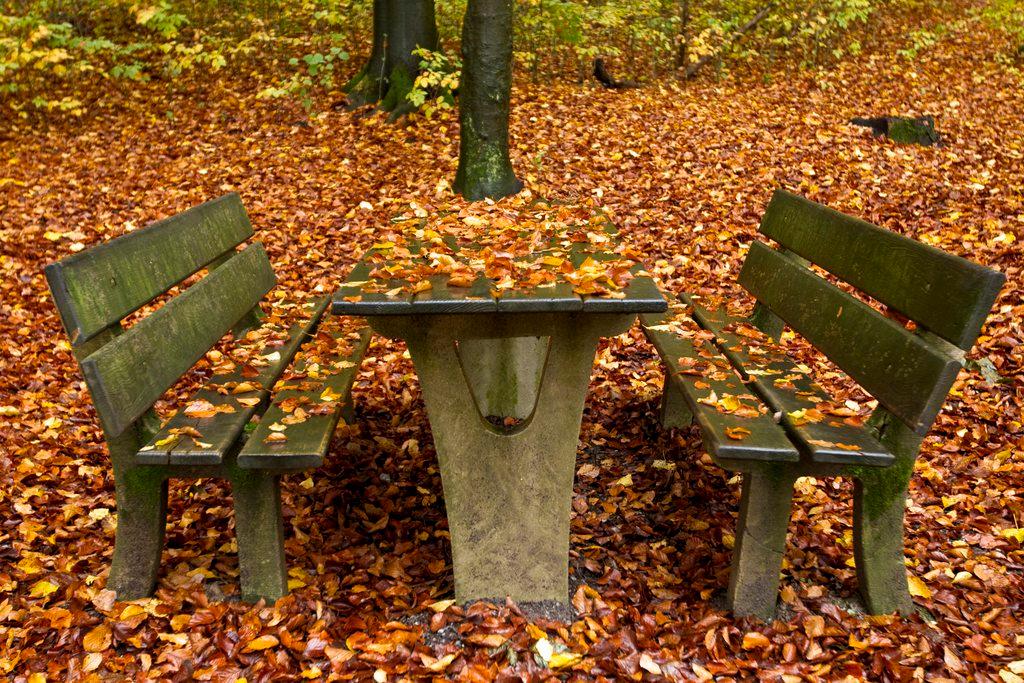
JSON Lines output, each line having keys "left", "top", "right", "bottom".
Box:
{"left": 331, "top": 210, "right": 668, "bottom": 316}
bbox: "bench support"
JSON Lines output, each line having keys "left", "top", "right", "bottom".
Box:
{"left": 108, "top": 429, "right": 169, "bottom": 600}
{"left": 727, "top": 465, "right": 796, "bottom": 619}
{"left": 371, "top": 312, "right": 634, "bottom": 604}
{"left": 852, "top": 410, "right": 920, "bottom": 615}
{"left": 659, "top": 377, "right": 693, "bottom": 429}
{"left": 229, "top": 467, "right": 289, "bottom": 602}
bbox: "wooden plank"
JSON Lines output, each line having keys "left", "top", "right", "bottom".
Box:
{"left": 686, "top": 296, "right": 893, "bottom": 467}
{"left": 412, "top": 275, "right": 498, "bottom": 314}
{"left": 737, "top": 243, "right": 963, "bottom": 435}
{"left": 135, "top": 296, "right": 330, "bottom": 465}
{"left": 80, "top": 243, "right": 277, "bottom": 437}
{"left": 758, "top": 190, "right": 1005, "bottom": 349}
{"left": 332, "top": 261, "right": 417, "bottom": 315}
{"left": 496, "top": 282, "right": 582, "bottom": 313}
{"left": 641, "top": 310, "right": 799, "bottom": 463}
{"left": 45, "top": 193, "right": 253, "bottom": 346}
{"left": 237, "top": 322, "right": 371, "bottom": 470}
{"left": 583, "top": 275, "right": 666, "bottom": 313}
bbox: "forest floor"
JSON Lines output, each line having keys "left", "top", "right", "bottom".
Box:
{"left": 1, "top": 1, "right": 1023, "bottom": 681}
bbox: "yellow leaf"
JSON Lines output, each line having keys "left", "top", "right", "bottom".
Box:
{"left": 301, "top": 667, "right": 322, "bottom": 679}
{"left": 1000, "top": 528, "right": 1024, "bottom": 543}
{"left": 424, "top": 653, "right": 457, "bottom": 672}
{"left": 119, "top": 604, "right": 147, "bottom": 619}
{"left": 136, "top": 6, "right": 158, "bottom": 24}
{"left": 82, "top": 652, "right": 103, "bottom": 673}
{"left": 907, "top": 574, "right": 932, "bottom": 598}
{"left": 742, "top": 632, "right": 770, "bottom": 649}
{"left": 17, "top": 555, "right": 43, "bottom": 575}
{"left": 30, "top": 579, "right": 59, "bottom": 598}
{"left": 615, "top": 473, "right": 633, "bottom": 486}
{"left": 526, "top": 623, "right": 547, "bottom": 641}
{"left": 428, "top": 599, "right": 456, "bottom": 613}
{"left": 244, "top": 635, "right": 280, "bottom": 652}
{"left": 83, "top": 624, "right": 112, "bottom": 652}
{"left": 170, "top": 614, "right": 191, "bottom": 631}
{"left": 548, "top": 652, "right": 582, "bottom": 669}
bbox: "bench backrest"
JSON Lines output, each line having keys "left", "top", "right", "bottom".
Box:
{"left": 45, "top": 193, "right": 276, "bottom": 438}
{"left": 739, "top": 190, "right": 1004, "bottom": 435}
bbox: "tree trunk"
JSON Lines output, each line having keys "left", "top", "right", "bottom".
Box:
{"left": 453, "top": 0, "right": 523, "bottom": 201}
{"left": 675, "top": 0, "right": 691, "bottom": 69}
{"left": 345, "top": 0, "right": 438, "bottom": 118}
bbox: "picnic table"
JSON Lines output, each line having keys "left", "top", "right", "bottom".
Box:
{"left": 332, "top": 210, "right": 667, "bottom": 603}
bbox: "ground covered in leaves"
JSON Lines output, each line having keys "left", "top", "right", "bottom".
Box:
{"left": 2, "top": 2, "right": 1023, "bottom": 681}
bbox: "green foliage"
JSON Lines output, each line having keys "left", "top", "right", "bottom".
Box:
{"left": 258, "top": 42, "right": 349, "bottom": 112}
{"left": 979, "top": 0, "right": 1024, "bottom": 62}
{"left": 407, "top": 47, "right": 460, "bottom": 117}
{"left": 0, "top": 0, "right": 365, "bottom": 117}
{"left": 898, "top": 25, "right": 946, "bottom": 59}
{"left": 4, "top": 0, "right": 1012, "bottom": 119}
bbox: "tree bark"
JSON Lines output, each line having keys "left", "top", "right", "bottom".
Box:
{"left": 675, "top": 0, "right": 691, "bottom": 69}
{"left": 453, "top": 0, "right": 523, "bottom": 201}
{"left": 345, "top": 0, "right": 438, "bottom": 118}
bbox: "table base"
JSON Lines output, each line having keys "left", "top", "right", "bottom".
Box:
{"left": 369, "top": 313, "right": 634, "bottom": 603}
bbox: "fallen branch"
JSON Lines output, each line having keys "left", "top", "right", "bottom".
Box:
{"left": 683, "top": 3, "right": 775, "bottom": 79}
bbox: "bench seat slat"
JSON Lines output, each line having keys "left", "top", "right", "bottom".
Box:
{"left": 641, "top": 310, "right": 799, "bottom": 463}
{"left": 738, "top": 242, "right": 963, "bottom": 435}
{"left": 237, "top": 319, "right": 371, "bottom": 470}
{"left": 135, "top": 296, "right": 331, "bottom": 466}
{"left": 45, "top": 193, "right": 254, "bottom": 346}
{"left": 80, "top": 243, "right": 277, "bottom": 437}
{"left": 759, "top": 190, "right": 1005, "bottom": 350}
{"left": 685, "top": 296, "right": 893, "bottom": 467}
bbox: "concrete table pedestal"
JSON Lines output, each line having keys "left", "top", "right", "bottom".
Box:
{"left": 370, "top": 312, "right": 635, "bottom": 603}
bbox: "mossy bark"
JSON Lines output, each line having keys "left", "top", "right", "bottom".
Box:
{"left": 453, "top": 0, "right": 523, "bottom": 201}
{"left": 344, "top": 0, "right": 438, "bottom": 116}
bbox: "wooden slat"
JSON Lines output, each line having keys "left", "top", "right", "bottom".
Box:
{"left": 238, "top": 322, "right": 371, "bottom": 470}
{"left": 759, "top": 190, "right": 1005, "bottom": 349}
{"left": 583, "top": 276, "right": 666, "bottom": 313}
{"left": 332, "top": 231, "right": 666, "bottom": 316}
{"left": 412, "top": 275, "right": 498, "bottom": 313}
{"left": 136, "top": 296, "right": 330, "bottom": 465}
{"left": 737, "top": 243, "right": 963, "bottom": 435}
{"left": 496, "top": 282, "right": 582, "bottom": 313}
{"left": 641, "top": 311, "right": 799, "bottom": 463}
{"left": 45, "top": 193, "right": 254, "bottom": 345}
{"left": 80, "top": 243, "right": 276, "bottom": 437}
{"left": 686, "top": 296, "right": 893, "bottom": 467}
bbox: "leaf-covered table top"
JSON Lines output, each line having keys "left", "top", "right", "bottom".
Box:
{"left": 332, "top": 205, "right": 667, "bottom": 316}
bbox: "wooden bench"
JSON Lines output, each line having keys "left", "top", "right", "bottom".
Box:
{"left": 45, "top": 193, "right": 370, "bottom": 602}
{"left": 643, "top": 190, "right": 1004, "bottom": 619}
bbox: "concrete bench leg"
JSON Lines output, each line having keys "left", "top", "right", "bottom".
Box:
{"left": 853, "top": 413, "right": 920, "bottom": 615}
{"left": 229, "top": 467, "right": 288, "bottom": 602}
{"left": 727, "top": 465, "right": 796, "bottom": 620}
{"left": 659, "top": 376, "right": 694, "bottom": 429}
{"left": 373, "top": 313, "right": 634, "bottom": 604}
{"left": 109, "top": 462, "right": 169, "bottom": 599}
